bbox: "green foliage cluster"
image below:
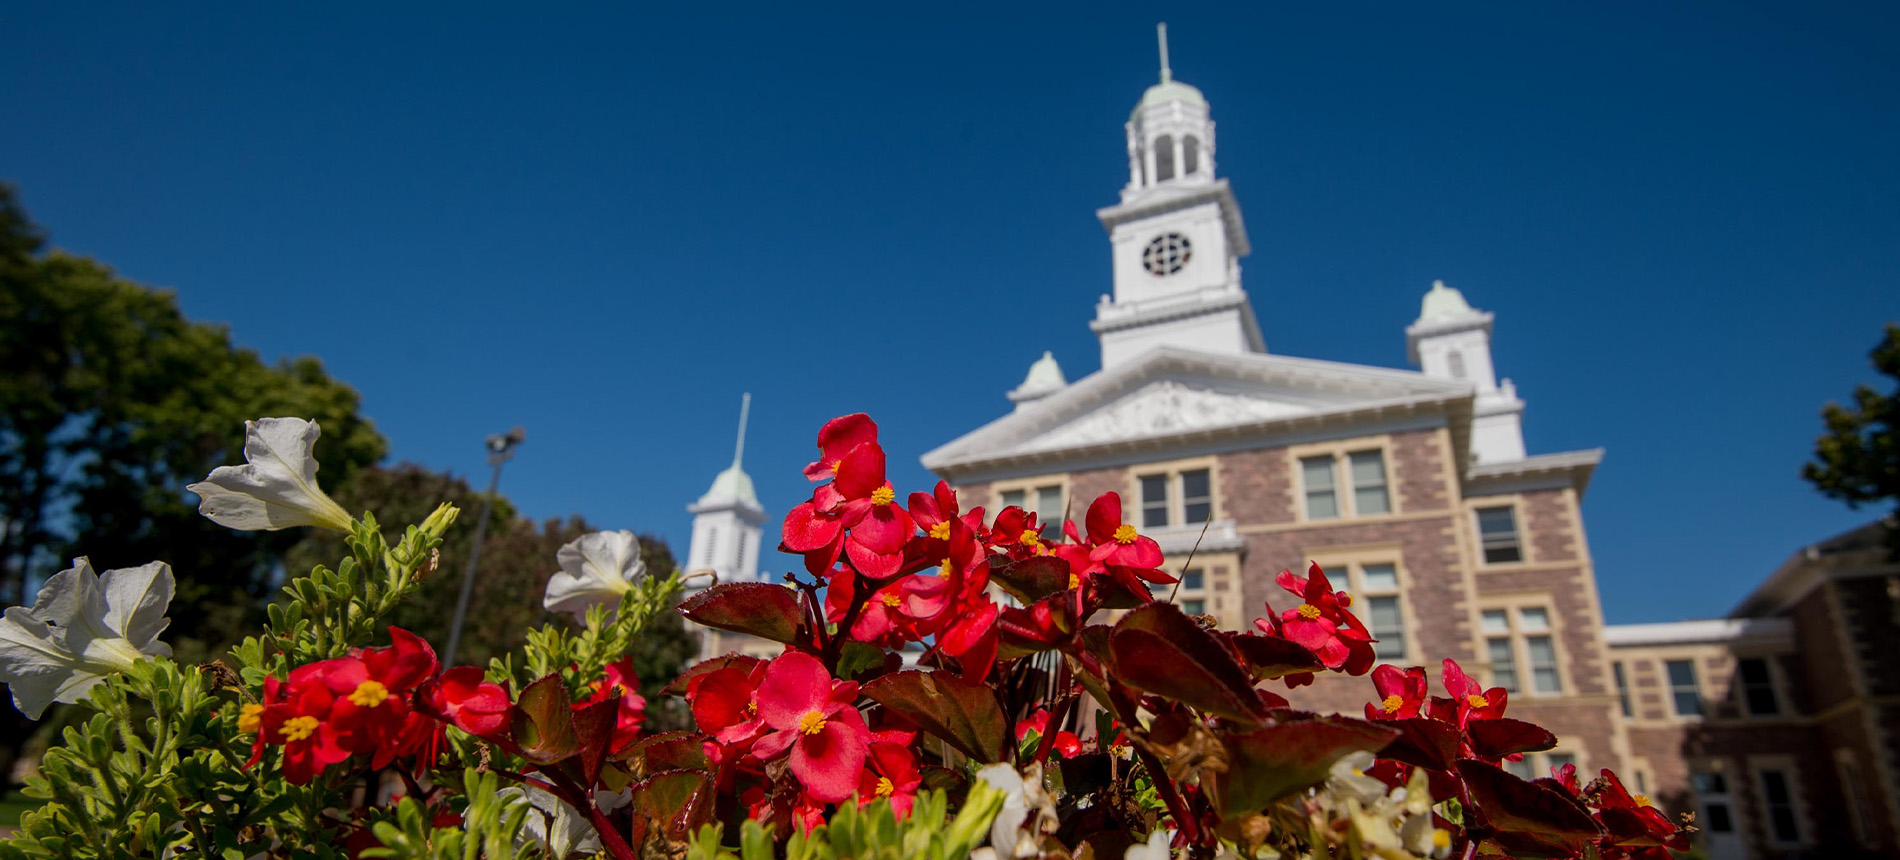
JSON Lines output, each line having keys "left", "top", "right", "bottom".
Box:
{"left": 685, "top": 787, "right": 1007, "bottom": 860}
{"left": 1806, "top": 322, "right": 1900, "bottom": 555}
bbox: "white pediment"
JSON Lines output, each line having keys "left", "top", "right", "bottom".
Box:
{"left": 1019, "top": 380, "right": 1316, "bottom": 454}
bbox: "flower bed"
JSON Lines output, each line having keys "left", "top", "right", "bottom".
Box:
{"left": 0, "top": 415, "right": 1693, "bottom": 859}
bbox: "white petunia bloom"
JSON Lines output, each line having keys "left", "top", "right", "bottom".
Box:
{"left": 543, "top": 530, "right": 647, "bottom": 619}
{"left": 1124, "top": 827, "right": 1174, "bottom": 860}
{"left": 187, "top": 417, "right": 354, "bottom": 532}
{"left": 977, "top": 762, "right": 1057, "bottom": 860}
{"left": 496, "top": 784, "right": 630, "bottom": 856}
{"left": 0, "top": 557, "right": 174, "bottom": 719}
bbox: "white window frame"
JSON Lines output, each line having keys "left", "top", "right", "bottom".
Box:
{"left": 1128, "top": 457, "right": 1220, "bottom": 530}
{"left": 1473, "top": 503, "right": 1526, "bottom": 565}
{"left": 1747, "top": 755, "right": 1812, "bottom": 849}
{"left": 993, "top": 475, "right": 1071, "bottom": 541}
{"left": 1306, "top": 550, "right": 1418, "bottom": 664}
{"left": 1290, "top": 441, "right": 1399, "bottom": 523}
{"left": 1664, "top": 658, "right": 1704, "bottom": 720}
{"left": 1477, "top": 601, "right": 1565, "bottom": 697}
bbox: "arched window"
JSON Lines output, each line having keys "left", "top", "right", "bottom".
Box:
{"left": 1182, "top": 135, "right": 1200, "bottom": 175}
{"left": 1154, "top": 134, "right": 1175, "bottom": 182}
{"left": 1447, "top": 350, "right": 1467, "bottom": 379}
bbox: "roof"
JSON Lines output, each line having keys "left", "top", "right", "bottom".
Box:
{"left": 1603, "top": 617, "right": 1795, "bottom": 648}
{"left": 921, "top": 346, "right": 1476, "bottom": 480}
{"left": 694, "top": 463, "right": 761, "bottom": 512}
{"left": 1728, "top": 518, "right": 1895, "bottom": 618}
{"left": 1465, "top": 449, "right": 1605, "bottom": 499}
{"left": 1136, "top": 79, "right": 1206, "bottom": 113}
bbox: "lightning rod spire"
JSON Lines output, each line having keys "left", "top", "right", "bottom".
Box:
{"left": 1157, "top": 22, "right": 1172, "bottom": 83}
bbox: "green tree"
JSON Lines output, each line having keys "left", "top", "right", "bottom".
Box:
{"left": 0, "top": 182, "right": 385, "bottom": 779}
{"left": 1805, "top": 322, "right": 1900, "bottom": 555}
{"left": 283, "top": 463, "right": 700, "bottom": 729}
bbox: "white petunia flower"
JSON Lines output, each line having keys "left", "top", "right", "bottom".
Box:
{"left": 977, "top": 762, "right": 1057, "bottom": 859}
{"left": 1327, "top": 750, "right": 1389, "bottom": 804}
{"left": 496, "top": 785, "right": 630, "bottom": 856}
{"left": 187, "top": 417, "right": 354, "bottom": 532}
{"left": 543, "top": 530, "right": 647, "bottom": 619}
{"left": 0, "top": 557, "right": 174, "bottom": 719}
{"left": 1124, "top": 827, "right": 1174, "bottom": 860}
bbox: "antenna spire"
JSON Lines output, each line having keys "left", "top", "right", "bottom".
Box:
{"left": 732, "top": 393, "right": 751, "bottom": 468}
{"left": 1157, "top": 22, "right": 1172, "bottom": 83}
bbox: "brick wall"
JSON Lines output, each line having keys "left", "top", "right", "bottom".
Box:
{"left": 1390, "top": 429, "right": 1451, "bottom": 513}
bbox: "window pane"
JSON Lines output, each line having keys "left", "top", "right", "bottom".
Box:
{"left": 1182, "top": 600, "right": 1205, "bottom": 616}
{"left": 1360, "top": 563, "right": 1398, "bottom": 591}
{"left": 1665, "top": 659, "right": 1698, "bottom": 687}
{"left": 1349, "top": 451, "right": 1389, "bottom": 515}
{"left": 1547, "top": 753, "right": 1576, "bottom": 772}
{"left": 1706, "top": 803, "right": 1734, "bottom": 833}
{"left": 1691, "top": 772, "right": 1727, "bottom": 794}
{"left": 1476, "top": 507, "right": 1522, "bottom": 563}
{"left": 1181, "top": 469, "right": 1211, "bottom": 524}
{"left": 1181, "top": 569, "right": 1204, "bottom": 590}
{"left": 1528, "top": 636, "right": 1561, "bottom": 693}
{"left": 1504, "top": 757, "right": 1534, "bottom": 779}
{"left": 1761, "top": 771, "right": 1800, "bottom": 842}
{"left": 1518, "top": 607, "right": 1550, "bottom": 632}
{"left": 1613, "top": 662, "right": 1632, "bottom": 717}
{"left": 1738, "top": 657, "right": 1780, "bottom": 716}
{"left": 1000, "top": 490, "right": 1025, "bottom": 509}
{"left": 1488, "top": 637, "right": 1518, "bottom": 692}
{"left": 1368, "top": 596, "right": 1404, "bottom": 658}
{"left": 1481, "top": 610, "right": 1511, "bottom": 634}
{"left": 1302, "top": 457, "right": 1338, "bottom": 519}
{"left": 1667, "top": 660, "right": 1702, "bottom": 717}
{"left": 1139, "top": 474, "right": 1169, "bottom": 528}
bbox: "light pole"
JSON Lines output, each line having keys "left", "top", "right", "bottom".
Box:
{"left": 443, "top": 426, "right": 525, "bottom": 666}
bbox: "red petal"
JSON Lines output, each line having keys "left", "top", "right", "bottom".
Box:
{"left": 782, "top": 502, "right": 844, "bottom": 551}
{"left": 791, "top": 713, "right": 870, "bottom": 803}
{"left": 833, "top": 443, "right": 887, "bottom": 500}
{"left": 850, "top": 502, "right": 913, "bottom": 553}
{"left": 845, "top": 538, "right": 905, "bottom": 579}
{"left": 1085, "top": 493, "right": 1122, "bottom": 544}
{"left": 757, "top": 652, "right": 832, "bottom": 729}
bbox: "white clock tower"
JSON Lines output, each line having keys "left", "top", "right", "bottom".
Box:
{"left": 686, "top": 394, "right": 766, "bottom": 591}
{"left": 1092, "top": 24, "right": 1264, "bottom": 371}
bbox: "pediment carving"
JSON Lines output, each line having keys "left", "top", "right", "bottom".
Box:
{"left": 1021, "top": 380, "right": 1313, "bottom": 452}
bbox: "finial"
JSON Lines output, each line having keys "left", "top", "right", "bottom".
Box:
{"left": 1157, "top": 23, "right": 1172, "bottom": 83}
{"left": 1432, "top": 279, "right": 1447, "bottom": 291}
{"left": 732, "top": 393, "right": 751, "bottom": 468}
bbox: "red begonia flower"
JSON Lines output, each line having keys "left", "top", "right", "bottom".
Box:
{"left": 1441, "top": 658, "right": 1508, "bottom": 726}
{"left": 988, "top": 506, "right": 1048, "bottom": 557}
{"left": 782, "top": 500, "right": 846, "bottom": 576}
{"left": 256, "top": 663, "right": 351, "bottom": 785}
{"left": 856, "top": 742, "right": 923, "bottom": 817}
{"left": 804, "top": 414, "right": 877, "bottom": 482}
{"left": 1267, "top": 564, "right": 1374, "bottom": 672}
{"left": 937, "top": 596, "right": 1000, "bottom": 679}
{"left": 418, "top": 666, "right": 511, "bottom": 738}
{"left": 1365, "top": 664, "right": 1428, "bottom": 720}
{"left": 690, "top": 660, "right": 770, "bottom": 745}
{"left": 1015, "top": 709, "right": 1083, "bottom": 758}
{"left": 581, "top": 656, "right": 647, "bottom": 752}
{"left": 1082, "top": 493, "right": 1165, "bottom": 571}
{"left": 323, "top": 628, "right": 442, "bottom": 768}
{"left": 1592, "top": 769, "right": 1690, "bottom": 853}
{"left": 751, "top": 652, "right": 870, "bottom": 803}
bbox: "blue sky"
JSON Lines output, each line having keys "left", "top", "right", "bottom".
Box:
{"left": 3, "top": 3, "right": 1895, "bottom": 624}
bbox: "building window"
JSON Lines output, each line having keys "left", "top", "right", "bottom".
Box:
{"left": 1182, "top": 135, "right": 1200, "bottom": 175}
{"left": 1137, "top": 467, "right": 1213, "bottom": 527}
{"left": 1839, "top": 754, "right": 1873, "bottom": 846}
{"left": 702, "top": 527, "right": 719, "bottom": 567}
{"left": 1736, "top": 657, "right": 1781, "bottom": 716}
{"left": 999, "top": 485, "right": 1064, "bottom": 539}
{"left": 1349, "top": 451, "right": 1390, "bottom": 515}
{"left": 1447, "top": 350, "right": 1466, "bottom": 379}
{"left": 1613, "top": 662, "right": 1632, "bottom": 717}
{"left": 1357, "top": 563, "right": 1405, "bottom": 659}
{"left": 1692, "top": 770, "right": 1735, "bottom": 835}
{"left": 1757, "top": 768, "right": 1802, "bottom": 845}
{"left": 1547, "top": 752, "right": 1577, "bottom": 776}
{"left": 1665, "top": 659, "right": 1702, "bottom": 718}
{"left": 1301, "top": 456, "right": 1338, "bottom": 519}
{"left": 1482, "top": 606, "right": 1561, "bottom": 694}
{"left": 1154, "top": 134, "right": 1176, "bottom": 181}
{"left": 1152, "top": 567, "right": 1207, "bottom": 616}
{"left": 1139, "top": 474, "right": 1169, "bottom": 528}
{"left": 1301, "top": 451, "right": 1392, "bottom": 520}
{"left": 1475, "top": 506, "right": 1523, "bottom": 563}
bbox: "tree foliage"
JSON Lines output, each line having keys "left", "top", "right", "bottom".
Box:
{"left": 1805, "top": 322, "right": 1900, "bottom": 554}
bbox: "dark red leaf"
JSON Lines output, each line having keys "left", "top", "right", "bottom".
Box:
{"left": 989, "top": 556, "right": 1072, "bottom": 604}
{"left": 509, "top": 674, "right": 580, "bottom": 765}
{"left": 861, "top": 670, "right": 1009, "bottom": 762}
{"left": 630, "top": 769, "right": 714, "bottom": 840}
{"left": 1213, "top": 717, "right": 1397, "bottom": 816}
{"left": 678, "top": 582, "right": 805, "bottom": 644}
{"left": 1466, "top": 718, "right": 1558, "bottom": 760}
{"left": 1457, "top": 759, "right": 1601, "bottom": 858}
{"left": 1110, "top": 603, "right": 1267, "bottom": 725}
{"left": 1228, "top": 633, "right": 1325, "bottom": 680}
{"left": 619, "top": 731, "right": 712, "bottom": 779}
{"left": 1377, "top": 717, "right": 1463, "bottom": 771}
{"left": 660, "top": 653, "right": 761, "bottom": 697}
{"left": 568, "top": 697, "right": 618, "bottom": 786}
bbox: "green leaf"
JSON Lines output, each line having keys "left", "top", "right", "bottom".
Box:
{"left": 678, "top": 582, "right": 805, "bottom": 644}
{"left": 1212, "top": 716, "right": 1396, "bottom": 816}
{"left": 861, "top": 670, "right": 1009, "bottom": 762}
{"left": 1109, "top": 603, "right": 1268, "bottom": 724}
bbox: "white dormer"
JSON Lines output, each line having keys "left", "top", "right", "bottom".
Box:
{"left": 1008, "top": 351, "right": 1068, "bottom": 410}
{"left": 1406, "top": 281, "right": 1525, "bottom": 464}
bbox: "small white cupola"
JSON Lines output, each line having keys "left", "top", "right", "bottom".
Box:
{"left": 687, "top": 394, "right": 768, "bottom": 589}
{"left": 1008, "top": 351, "right": 1067, "bottom": 409}
{"left": 1405, "top": 280, "right": 1526, "bottom": 464}
{"left": 1122, "top": 23, "right": 1217, "bottom": 201}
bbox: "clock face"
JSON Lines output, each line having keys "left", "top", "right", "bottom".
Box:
{"left": 1142, "top": 232, "right": 1192, "bottom": 276}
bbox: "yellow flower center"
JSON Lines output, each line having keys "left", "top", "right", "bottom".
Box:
{"left": 349, "top": 680, "right": 390, "bottom": 708}
{"left": 1069, "top": 573, "right": 1081, "bottom": 590}
{"left": 1432, "top": 830, "right": 1451, "bottom": 849}
{"left": 1467, "top": 694, "right": 1490, "bottom": 709}
{"left": 939, "top": 560, "right": 954, "bottom": 577}
{"left": 870, "top": 487, "right": 895, "bottom": 506}
{"left": 880, "top": 593, "right": 901, "bottom": 608}
{"left": 282, "top": 715, "right": 320, "bottom": 742}
{"left": 743, "top": 701, "right": 758, "bottom": 718}
{"left": 875, "top": 777, "right": 894, "bottom": 797}
{"left": 1633, "top": 794, "right": 1653, "bottom": 808}
{"left": 1296, "top": 603, "right": 1323, "bottom": 620}
{"left": 830, "top": 460, "right": 842, "bottom": 474}
{"left": 928, "top": 522, "right": 951, "bottom": 540}
{"left": 1381, "top": 694, "right": 1405, "bottom": 714}
{"left": 1019, "top": 531, "right": 1041, "bottom": 547}
{"left": 238, "top": 703, "right": 265, "bottom": 733}
{"left": 1112, "top": 524, "right": 1138, "bottom": 545}
{"left": 1110, "top": 742, "right": 1130, "bottom": 759}
{"left": 797, "top": 710, "right": 827, "bottom": 735}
